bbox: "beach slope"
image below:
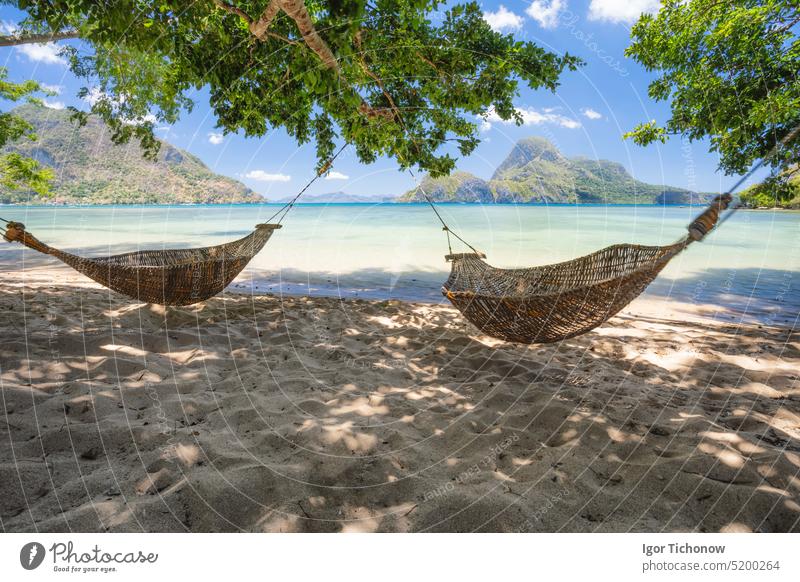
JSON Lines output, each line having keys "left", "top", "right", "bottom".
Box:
{"left": 1, "top": 271, "right": 798, "bottom": 532}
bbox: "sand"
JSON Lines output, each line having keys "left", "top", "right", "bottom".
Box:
{"left": 1, "top": 267, "right": 799, "bottom": 533}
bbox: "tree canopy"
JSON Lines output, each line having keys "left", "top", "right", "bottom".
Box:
{"left": 625, "top": 0, "right": 800, "bottom": 197}
{"left": 0, "top": 69, "right": 54, "bottom": 194}
{"left": 1, "top": 0, "right": 579, "bottom": 178}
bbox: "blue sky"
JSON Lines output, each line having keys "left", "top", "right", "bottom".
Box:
{"left": 0, "top": 1, "right": 745, "bottom": 200}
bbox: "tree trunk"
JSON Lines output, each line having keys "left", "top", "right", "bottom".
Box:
{"left": 278, "top": 0, "right": 340, "bottom": 73}
{"left": 0, "top": 30, "right": 78, "bottom": 47}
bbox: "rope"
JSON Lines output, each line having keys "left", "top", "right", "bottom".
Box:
{"left": 1, "top": 144, "right": 350, "bottom": 243}
{"left": 265, "top": 143, "right": 349, "bottom": 225}
{"left": 715, "top": 123, "right": 800, "bottom": 229}
{"left": 411, "top": 122, "right": 800, "bottom": 252}
{"left": 0, "top": 218, "right": 14, "bottom": 242}
{"left": 407, "top": 168, "right": 482, "bottom": 257}
{"left": 0, "top": 148, "right": 349, "bottom": 231}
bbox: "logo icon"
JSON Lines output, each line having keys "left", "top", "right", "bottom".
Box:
{"left": 20, "top": 542, "right": 46, "bottom": 570}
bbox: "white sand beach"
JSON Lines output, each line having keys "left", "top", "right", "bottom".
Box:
{"left": 1, "top": 268, "right": 799, "bottom": 532}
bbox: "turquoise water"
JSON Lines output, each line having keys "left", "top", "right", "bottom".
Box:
{"left": 1, "top": 203, "right": 798, "bottom": 326}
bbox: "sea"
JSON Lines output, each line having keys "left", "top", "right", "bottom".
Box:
{"left": 1, "top": 203, "right": 798, "bottom": 326}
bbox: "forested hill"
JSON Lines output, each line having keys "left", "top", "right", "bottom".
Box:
{"left": 399, "top": 137, "right": 711, "bottom": 204}
{"left": 0, "top": 105, "right": 265, "bottom": 204}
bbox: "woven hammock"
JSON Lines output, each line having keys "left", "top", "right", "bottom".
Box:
{"left": 441, "top": 195, "right": 732, "bottom": 344}
{"left": 1, "top": 145, "right": 348, "bottom": 306}
{"left": 2, "top": 221, "right": 281, "bottom": 305}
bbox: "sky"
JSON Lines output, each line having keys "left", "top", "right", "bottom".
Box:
{"left": 0, "top": 1, "right": 746, "bottom": 200}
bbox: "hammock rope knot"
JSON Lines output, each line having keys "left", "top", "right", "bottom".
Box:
{"left": 2, "top": 221, "right": 53, "bottom": 255}
{"left": 2, "top": 220, "right": 282, "bottom": 305}
{"left": 687, "top": 193, "right": 733, "bottom": 241}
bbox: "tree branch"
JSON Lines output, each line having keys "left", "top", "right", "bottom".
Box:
{"left": 212, "top": 0, "right": 252, "bottom": 24}
{"left": 249, "top": 0, "right": 282, "bottom": 40}
{"left": 355, "top": 31, "right": 402, "bottom": 122}
{"left": 279, "top": 0, "right": 340, "bottom": 73}
{"left": 416, "top": 50, "right": 443, "bottom": 76}
{"left": 782, "top": 165, "right": 800, "bottom": 180}
{"left": 212, "top": 1, "right": 296, "bottom": 45}
{"left": 212, "top": 0, "right": 393, "bottom": 120}
{"left": 0, "top": 30, "right": 79, "bottom": 47}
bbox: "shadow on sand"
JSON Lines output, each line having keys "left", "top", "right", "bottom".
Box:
{"left": 0, "top": 278, "right": 798, "bottom": 533}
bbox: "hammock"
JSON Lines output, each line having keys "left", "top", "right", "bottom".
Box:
{"left": 422, "top": 189, "right": 734, "bottom": 344}
{"left": 420, "top": 123, "right": 800, "bottom": 344}
{"left": 1, "top": 145, "right": 347, "bottom": 305}
{"left": 1, "top": 221, "right": 280, "bottom": 305}
{"left": 441, "top": 199, "right": 726, "bottom": 344}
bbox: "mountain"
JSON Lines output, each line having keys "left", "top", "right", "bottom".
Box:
{"left": 0, "top": 105, "right": 265, "bottom": 204}
{"left": 399, "top": 136, "right": 711, "bottom": 204}
{"left": 276, "top": 191, "right": 395, "bottom": 203}
{"left": 409, "top": 171, "right": 495, "bottom": 203}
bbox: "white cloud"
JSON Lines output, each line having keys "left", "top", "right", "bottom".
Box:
{"left": 485, "top": 106, "right": 581, "bottom": 130}
{"left": 324, "top": 171, "right": 349, "bottom": 181}
{"left": 582, "top": 108, "right": 603, "bottom": 120}
{"left": 245, "top": 170, "right": 291, "bottom": 182}
{"left": 208, "top": 132, "right": 224, "bottom": 145}
{"left": 588, "top": 0, "right": 661, "bottom": 24}
{"left": 82, "top": 87, "right": 156, "bottom": 125}
{"left": 483, "top": 5, "right": 523, "bottom": 32}
{"left": 121, "top": 113, "right": 157, "bottom": 126}
{"left": 42, "top": 100, "right": 65, "bottom": 110}
{"left": 3, "top": 22, "right": 69, "bottom": 65}
{"left": 40, "top": 83, "right": 63, "bottom": 95}
{"left": 17, "top": 42, "right": 65, "bottom": 65}
{"left": 526, "top": 0, "right": 565, "bottom": 29}
{"left": 83, "top": 87, "right": 106, "bottom": 106}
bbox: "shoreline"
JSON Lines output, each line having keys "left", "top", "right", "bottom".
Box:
{"left": 1, "top": 269, "right": 798, "bottom": 532}
{"left": 5, "top": 263, "right": 798, "bottom": 328}
{"left": 2, "top": 202, "right": 799, "bottom": 209}
{"left": 3, "top": 259, "right": 799, "bottom": 329}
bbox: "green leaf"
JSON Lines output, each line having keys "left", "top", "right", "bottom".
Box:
{"left": 6, "top": 0, "right": 579, "bottom": 175}
{"left": 626, "top": 0, "right": 800, "bottom": 177}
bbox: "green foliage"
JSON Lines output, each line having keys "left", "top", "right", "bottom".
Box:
{"left": 622, "top": 120, "right": 666, "bottom": 146}
{"left": 625, "top": 0, "right": 800, "bottom": 183}
{"left": 8, "top": 0, "right": 579, "bottom": 176}
{"left": 0, "top": 151, "right": 55, "bottom": 195}
{"left": 399, "top": 136, "right": 710, "bottom": 204}
{"left": 0, "top": 67, "right": 53, "bottom": 194}
{"left": 0, "top": 105, "right": 264, "bottom": 204}
{"left": 740, "top": 170, "right": 800, "bottom": 208}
